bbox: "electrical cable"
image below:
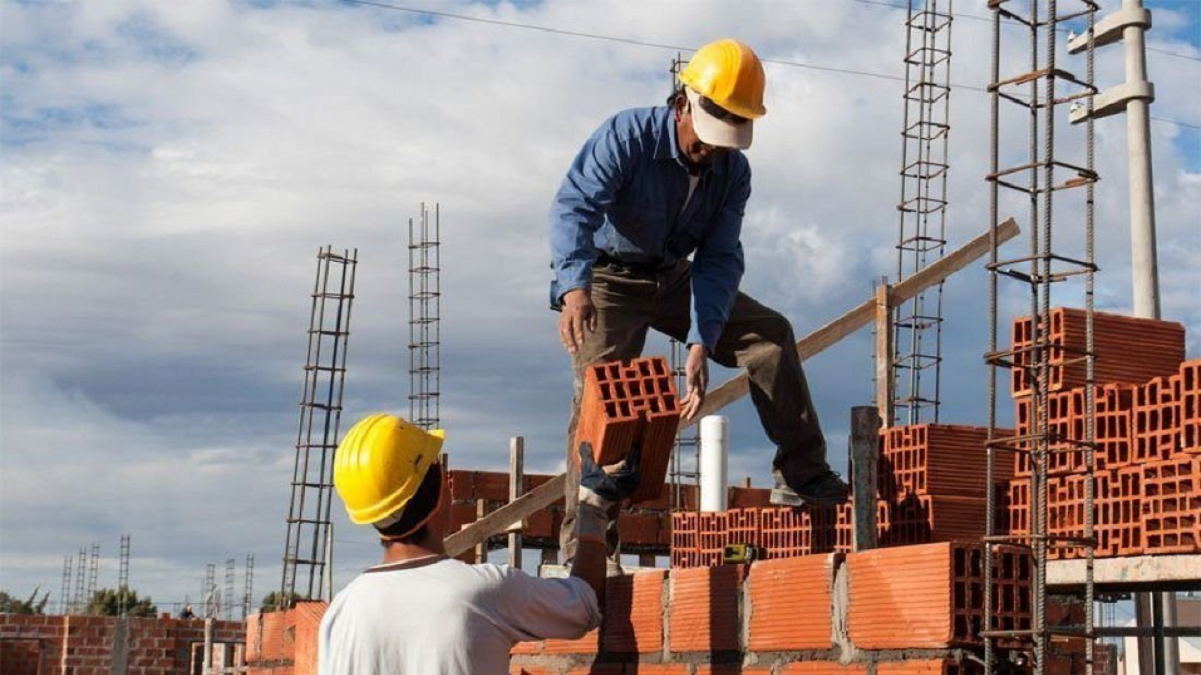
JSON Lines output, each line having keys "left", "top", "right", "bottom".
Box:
{"left": 339, "top": 0, "right": 1201, "bottom": 132}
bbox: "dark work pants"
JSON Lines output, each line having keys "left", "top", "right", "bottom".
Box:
{"left": 559, "top": 260, "right": 830, "bottom": 566}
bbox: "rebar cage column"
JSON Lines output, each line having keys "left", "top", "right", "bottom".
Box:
{"left": 981, "top": 1, "right": 1100, "bottom": 674}
{"left": 281, "top": 246, "right": 358, "bottom": 604}
{"left": 409, "top": 203, "right": 441, "bottom": 431}
{"left": 892, "top": 0, "right": 954, "bottom": 427}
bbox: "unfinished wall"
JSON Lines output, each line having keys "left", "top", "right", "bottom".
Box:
{"left": 244, "top": 601, "right": 328, "bottom": 675}
{"left": 0, "top": 612, "right": 243, "bottom": 675}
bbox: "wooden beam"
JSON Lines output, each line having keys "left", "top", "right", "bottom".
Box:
{"left": 445, "top": 474, "right": 566, "bottom": 558}
{"left": 443, "top": 218, "right": 1020, "bottom": 558}
{"left": 507, "top": 437, "right": 524, "bottom": 568}
{"left": 678, "top": 217, "right": 1019, "bottom": 430}
{"left": 874, "top": 284, "right": 894, "bottom": 426}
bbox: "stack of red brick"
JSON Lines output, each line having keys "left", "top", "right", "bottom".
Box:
{"left": 1004, "top": 309, "right": 1197, "bottom": 559}
{"left": 0, "top": 612, "right": 243, "bottom": 675}
{"left": 670, "top": 423, "right": 1014, "bottom": 567}
{"left": 511, "top": 542, "right": 1062, "bottom": 674}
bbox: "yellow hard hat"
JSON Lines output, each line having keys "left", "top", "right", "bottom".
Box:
{"left": 679, "top": 38, "right": 767, "bottom": 120}
{"left": 334, "top": 414, "right": 445, "bottom": 526}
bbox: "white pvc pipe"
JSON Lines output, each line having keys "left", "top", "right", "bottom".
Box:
{"left": 700, "top": 415, "right": 729, "bottom": 512}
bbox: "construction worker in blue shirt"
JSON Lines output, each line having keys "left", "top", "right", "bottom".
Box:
{"left": 548, "top": 39, "right": 850, "bottom": 569}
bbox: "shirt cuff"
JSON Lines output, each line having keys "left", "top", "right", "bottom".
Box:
{"left": 686, "top": 321, "right": 723, "bottom": 354}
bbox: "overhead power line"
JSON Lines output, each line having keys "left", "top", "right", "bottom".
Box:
{"left": 340, "top": 0, "right": 1201, "bottom": 132}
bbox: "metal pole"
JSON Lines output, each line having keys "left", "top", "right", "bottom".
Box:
{"left": 1123, "top": 0, "right": 1160, "bottom": 320}
{"left": 508, "top": 437, "right": 524, "bottom": 569}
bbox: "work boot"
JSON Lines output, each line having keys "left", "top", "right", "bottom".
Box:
{"left": 770, "top": 469, "right": 850, "bottom": 507}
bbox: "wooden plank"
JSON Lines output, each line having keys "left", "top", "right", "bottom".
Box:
{"left": 849, "top": 406, "right": 881, "bottom": 552}
{"left": 444, "top": 218, "right": 1020, "bottom": 557}
{"left": 874, "top": 284, "right": 894, "bottom": 425}
{"left": 678, "top": 217, "right": 1019, "bottom": 430}
{"left": 445, "top": 473, "right": 566, "bottom": 558}
{"left": 507, "top": 437, "right": 524, "bottom": 568}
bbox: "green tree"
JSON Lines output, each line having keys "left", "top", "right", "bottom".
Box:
{"left": 259, "top": 590, "right": 299, "bottom": 613}
{"left": 0, "top": 587, "right": 49, "bottom": 615}
{"left": 85, "top": 587, "right": 158, "bottom": 617}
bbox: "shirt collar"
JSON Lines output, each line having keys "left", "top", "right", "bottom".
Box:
{"left": 655, "top": 105, "right": 726, "bottom": 177}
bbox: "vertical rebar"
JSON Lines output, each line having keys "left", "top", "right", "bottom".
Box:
{"left": 204, "top": 563, "right": 216, "bottom": 619}
{"left": 983, "top": 3, "right": 1001, "bottom": 671}
{"left": 281, "top": 246, "right": 357, "bottom": 603}
{"left": 85, "top": 542, "right": 99, "bottom": 606}
{"left": 224, "top": 558, "right": 236, "bottom": 620}
{"left": 60, "top": 555, "right": 73, "bottom": 615}
{"left": 984, "top": 1, "right": 1099, "bottom": 672}
{"left": 118, "top": 534, "right": 130, "bottom": 617}
{"left": 893, "top": 0, "right": 952, "bottom": 426}
{"left": 243, "top": 554, "right": 255, "bottom": 620}
{"left": 409, "top": 203, "right": 442, "bottom": 431}
{"left": 669, "top": 338, "right": 700, "bottom": 510}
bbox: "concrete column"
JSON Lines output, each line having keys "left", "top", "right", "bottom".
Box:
{"left": 1123, "top": 0, "right": 1160, "bottom": 320}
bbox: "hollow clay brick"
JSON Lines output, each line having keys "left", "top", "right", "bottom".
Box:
{"left": 600, "top": 569, "right": 666, "bottom": 654}
{"left": 669, "top": 565, "right": 743, "bottom": 653}
{"left": 746, "top": 553, "right": 838, "bottom": 651}
{"left": 1011, "top": 308, "right": 1185, "bottom": 397}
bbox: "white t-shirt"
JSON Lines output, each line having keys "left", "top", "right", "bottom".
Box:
{"left": 318, "top": 555, "right": 601, "bottom": 675}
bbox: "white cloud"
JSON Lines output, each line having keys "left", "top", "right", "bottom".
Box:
{"left": 1, "top": 0, "right": 1198, "bottom": 603}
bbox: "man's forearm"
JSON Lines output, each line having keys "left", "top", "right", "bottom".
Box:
{"left": 569, "top": 538, "right": 608, "bottom": 606}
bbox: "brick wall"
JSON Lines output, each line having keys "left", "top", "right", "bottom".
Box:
{"left": 510, "top": 543, "right": 1031, "bottom": 673}
{"left": 244, "top": 601, "right": 328, "bottom": 675}
{"left": 0, "top": 612, "right": 242, "bottom": 675}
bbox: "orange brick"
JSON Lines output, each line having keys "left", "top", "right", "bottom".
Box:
{"left": 780, "top": 664, "right": 870, "bottom": 674}
{"left": 601, "top": 569, "right": 665, "bottom": 654}
{"left": 669, "top": 565, "right": 743, "bottom": 653}
{"left": 747, "top": 554, "right": 837, "bottom": 650}
{"left": 847, "top": 542, "right": 1030, "bottom": 649}
{"left": 543, "top": 628, "right": 599, "bottom": 655}
{"left": 291, "top": 601, "right": 328, "bottom": 675}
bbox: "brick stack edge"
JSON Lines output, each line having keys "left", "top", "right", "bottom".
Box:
{"left": 0, "top": 612, "right": 244, "bottom": 675}
{"left": 575, "top": 357, "right": 682, "bottom": 502}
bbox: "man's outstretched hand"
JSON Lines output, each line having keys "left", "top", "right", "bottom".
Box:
{"left": 682, "top": 343, "right": 709, "bottom": 421}
{"left": 559, "top": 289, "right": 596, "bottom": 355}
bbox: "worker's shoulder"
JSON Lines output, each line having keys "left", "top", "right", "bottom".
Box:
{"left": 594, "top": 106, "right": 669, "bottom": 145}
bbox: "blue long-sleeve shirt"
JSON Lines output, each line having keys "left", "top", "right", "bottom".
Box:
{"left": 548, "top": 106, "right": 750, "bottom": 352}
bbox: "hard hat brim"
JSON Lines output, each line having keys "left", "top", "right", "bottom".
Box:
{"left": 687, "top": 87, "right": 753, "bottom": 150}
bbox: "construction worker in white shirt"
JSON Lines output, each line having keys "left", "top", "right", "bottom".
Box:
{"left": 318, "top": 413, "right": 642, "bottom": 675}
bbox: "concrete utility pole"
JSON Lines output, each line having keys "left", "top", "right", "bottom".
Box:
{"left": 1069, "top": 0, "right": 1159, "bottom": 319}
{"left": 1070, "top": 2, "right": 1173, "bottom": 672}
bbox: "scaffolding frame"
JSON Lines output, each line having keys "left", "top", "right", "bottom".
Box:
{"left": 982, "top": 2, "right": 1100, "bottom": 673}
{"left": 892, "top": 0, "right": 954, "bottom": 427}
{"left": 281, "top": 246, "right": 358, "bottom": 604}
{"left": 224, "top": 559, "right": 236, "bottom": 620}
{"left": 409, "top": 203, "right": 441, "bottom": 431}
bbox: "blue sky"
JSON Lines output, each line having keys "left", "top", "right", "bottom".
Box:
{"left": 1, "top": 0, "right": 1198, "bottom": 615}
